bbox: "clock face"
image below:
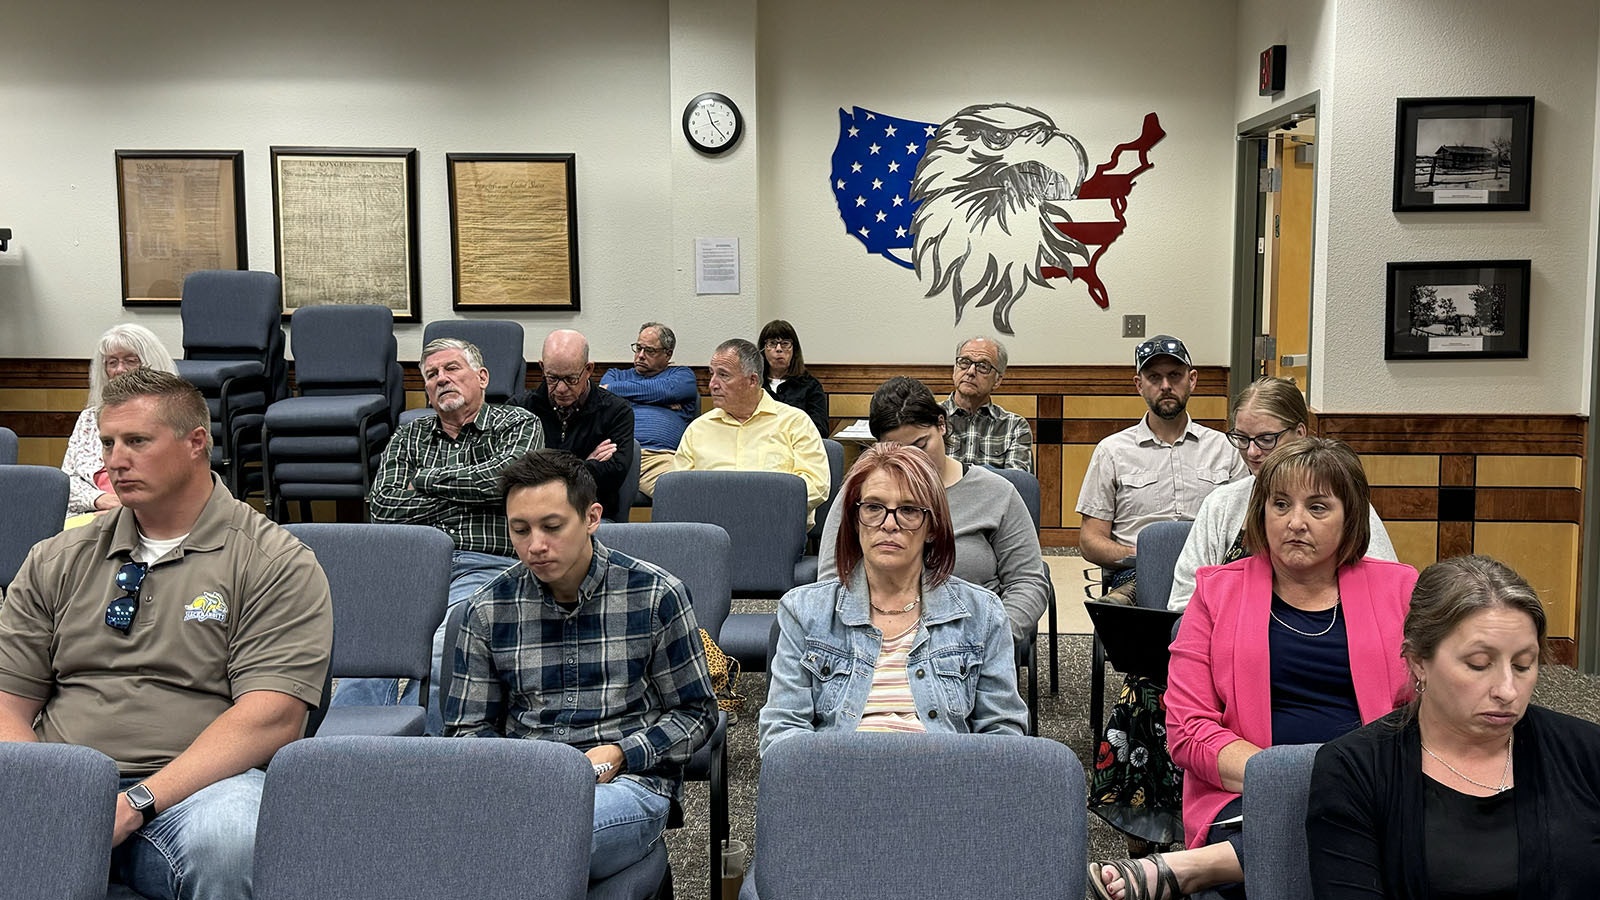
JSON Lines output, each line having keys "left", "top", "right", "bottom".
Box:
{"left": 683, "top": 92, "right": 743, "bottom": 154}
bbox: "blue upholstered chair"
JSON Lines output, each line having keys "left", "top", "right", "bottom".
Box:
{"left": 1087, "top": 519, "right": 1192, "bottom": 740}
{"left": 744, "top": 732, "right": 1087, "bottom": 900}
{"left": 794, "top": 438, "right": 845, "bottom": 585}
{"left": 983, "top": 466, "right": 1055, "bottom": 734}
{"left": 397, "top": 319, "right": 527, "bottom": 426}
{"left": 253, "top": 736, "right": 594, "bottom": 900}
{"left": 261, "top": 305, "right": 401, "bottom": 521}
{"left": 285, "top": 523, "right": 452, "bottom": 736}
{"left": 1242, "top": 742, "right": 1321, "bottom": 900}
{"left": 0, "top": 742, "right": 119, "bottom": 900}
{"left": 0, "top": 425, "right": 17, "bottom": 465}
{"left": 0, "top": 465, "right": 68, "bottom": 591}
{"left": 174, "top": 270, "right": 287, "bottom": 497}
{"left": 609, "top": 439, "right": 642, "bottom": 523}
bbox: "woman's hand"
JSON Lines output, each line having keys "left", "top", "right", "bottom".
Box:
{"left": 93, "top": 491, "right": 122, "bottom": 511}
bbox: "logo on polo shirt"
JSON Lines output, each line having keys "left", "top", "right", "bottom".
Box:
{"left": 182, "top": 591, "right": 229, "bottom": 624}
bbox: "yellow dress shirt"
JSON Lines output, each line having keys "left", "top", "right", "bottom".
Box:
{"left": 674, "top": 392, "right": 830, "bottom": 522}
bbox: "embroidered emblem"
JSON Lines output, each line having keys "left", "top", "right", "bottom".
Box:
{"left": 182, "top": 591, "right": 229, "bottom": 624}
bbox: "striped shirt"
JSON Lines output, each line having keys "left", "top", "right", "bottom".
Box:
{"left": 442, "top": 539, "right": 718, "bottom": 799}
{"left": 857, "top": 625, "right": 927, "bottom": 734}
{"left": 368, "top": 402, "right": 544, "bottom": 558}
{"left": 941, "top": 397, "right": 1034, "bottom": 472}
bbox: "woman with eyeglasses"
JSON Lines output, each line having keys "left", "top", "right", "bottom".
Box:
{"left": 1093, "top": 438, "right": 1417, "bottom": 900}
{"left": 758, "top": 442, "right": 1028, "bottom": 755}
{"left": 758, "top": 319, "right": 830, "bottom": 438}
{"left": 64, "top": 324, "right": 178, "bottom": 517}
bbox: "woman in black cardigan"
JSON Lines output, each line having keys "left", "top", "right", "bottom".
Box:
{"left": 759, "top": 319, "right": 829, "bottom": 438}
{"left": 1306, "top": 555, "right": 1600, "bottom": 900}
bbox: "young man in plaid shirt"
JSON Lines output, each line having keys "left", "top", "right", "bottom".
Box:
{"left": 444, "top": 449, "right": 716, "bottom": 880}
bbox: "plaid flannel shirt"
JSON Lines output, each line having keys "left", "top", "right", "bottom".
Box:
{"left": 368, "top": 403, "right": 544, "bottom": 558}
{"left": 941, "top": 396, "right": 1034, "bottom": 472}
{"left": 443, "top": 539, "right": 717, "bottom": 799}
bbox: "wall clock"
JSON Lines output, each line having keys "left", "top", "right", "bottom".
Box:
{"left": 683, "top": 92, "right": 743, "bottom": 155}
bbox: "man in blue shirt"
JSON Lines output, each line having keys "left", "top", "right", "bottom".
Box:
{"left": 443, "top": 450, "right": 716, "bottom": 880}
{"left": 600, "top": 322, "right": 699, "bottom": 498}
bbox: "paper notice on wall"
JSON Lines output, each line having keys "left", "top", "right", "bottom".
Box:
{"left": 695, "top": 237, "right": 739, "bottom": 294}
{"left": 1429, "top": 336, "right": 1484, "bottom": 353}
{"left": 1433, "top": 189, "right": 1491, "bottom": 204}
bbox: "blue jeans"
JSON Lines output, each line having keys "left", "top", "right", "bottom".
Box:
{"left": 592, "top": 777, "right": 673, "bottom": 880}
{"left": 112, "top": 769, "right": 264, "bottom": 900}
{"left": 331, "top": 550, "right": 517, "bottom": 735}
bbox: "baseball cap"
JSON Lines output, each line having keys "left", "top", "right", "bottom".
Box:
{"left": 1134, "top": 335, "right": 1192, "bottom": 372}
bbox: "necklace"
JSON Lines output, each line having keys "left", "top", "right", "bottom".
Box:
{"left": 1269, "top": 596, "right": 1341, "bottom": 637}
{"left": 869, "top": 596, "right": 921, "bottom": 615}
{"left": 1423, "top": 734, "right": 1514, "bottom": 794}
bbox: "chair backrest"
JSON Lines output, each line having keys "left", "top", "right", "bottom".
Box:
{"left": 289, "top": 305, "right": 396, "bottom": 397}
{"left": 1242, "top": 743, "right": 1321, "bottom": 900}
{"left": 613, "top": 439, "right": 641, "bottom": 523}
{"left": 652, "top": 470, "right": 808, "bottom": 593}
{"left": 181, "top": 270, "right": 288, "bottom": 403}
{"left": 284, "top": 523, "right": 452, "bottom": 679}
{"left": 596, "top": 522, "right": 732, "bottom": 641}
{"left": 0, "top": 742, "right": 119, "bottom": 900}
{"left": 254, "top": 736, "right": 593, "bottom": 900}
{"left": 420, "top": 319, "right": 526, "bottom": 404}
{"left": 809, "top": 439, "right": 846, "bottom": 541}
{"left": 0, "top": 426, "right": 16, "bottom": 465}
{"left": 988, "top": 466, "right": 1041, "bottom": 530}
{"left": 1134, "top": 520, "right": 1193, "bottom": 611}
{"left": 0, "top": 465, "right": 69, "bottom": 587}
{"left": 755, "top": 732, "right": 1086, "bottom": 900}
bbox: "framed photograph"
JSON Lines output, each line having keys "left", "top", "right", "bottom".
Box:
{"left": 115, "top": 150, "right": 247, "bottom": 306}
{"left": 1393, "top": 96, "right": 1534, "bottom": 212}
{"left": 1385, "top": 260, "right": 1530, "bottom": 360}
{"left": 447, "top": 153, "right": 580, "bottom": 311}
{"left": 271, "top": 146, "right": 420, "bottom": 321}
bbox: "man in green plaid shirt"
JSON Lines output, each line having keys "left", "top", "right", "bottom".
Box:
{"left": 942, "top": 336, "right": 1034, "bottom": 472}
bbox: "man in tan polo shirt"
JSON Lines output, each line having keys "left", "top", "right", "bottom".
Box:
{"left": 0, "top": 369, "right": 332, "bottom": 900}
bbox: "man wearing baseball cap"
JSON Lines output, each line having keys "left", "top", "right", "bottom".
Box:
{"left": 1074, "top": 335, "right": 1247, "bottom": 601}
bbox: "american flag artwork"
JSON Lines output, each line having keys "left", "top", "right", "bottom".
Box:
{"left": 830, "top": 105, "right": 1166, "bottom": 334}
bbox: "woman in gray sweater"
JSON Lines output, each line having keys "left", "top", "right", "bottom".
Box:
{"left": 816, "top": 376, "right": 1048, "bottom": 645}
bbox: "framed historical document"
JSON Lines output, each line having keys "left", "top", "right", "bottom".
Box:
{"left": 271, "top": 146, "right": 420, "bottom": 321}
{"left": 447, "top": 153, "right": 579, "bottom": 311}
{"left": 1385, "top": 260, "right": 1530, "bottom": 360}
{"left": 1393, "top": 97, "right": 1534, "bottom": 212}
{"left": 115, "top": 150, "right": 247, "bottom": 306}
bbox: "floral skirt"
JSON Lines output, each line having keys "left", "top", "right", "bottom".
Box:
{"left": 1088, "top": 674, "right": 1184, "bottom": 845}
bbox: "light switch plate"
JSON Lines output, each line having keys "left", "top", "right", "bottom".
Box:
{"left": 1122, "top": 315, "right": 1146, "bottom": 338}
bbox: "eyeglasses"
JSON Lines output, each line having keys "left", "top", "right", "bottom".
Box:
{"left": 954, "top": 357, "right": 998, "bottom": 376}
{"left": 855, "top": 501, "right": 930, "bottom": 530}
{"left": 1225, "top": 427, "right": 1293, "bottom": 451}
{"left": 106, "top": 562, "right": 148, "bottom": 634}
{"left": 630, "top": 343, "right": 666, "bottom": 356}
{"left": 543, "top": 373, "right": 586, "bottom": 388}
{"left": 763, "top": 339, "right": 794, "bottom": 351}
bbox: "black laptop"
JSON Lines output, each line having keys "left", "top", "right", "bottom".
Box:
{"left": 1084, "top": 601, "right": 1184, "bottom": 686}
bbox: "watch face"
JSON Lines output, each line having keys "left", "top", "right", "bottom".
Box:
{"left": 684, "top": 92, "right": 742, "bottom": 154}
{"left": 127, "top": 784, "right": 154, "bottom": 809}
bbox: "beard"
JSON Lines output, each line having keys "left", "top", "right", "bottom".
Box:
{"left": 1147, "top": 395, "right": 1188, "bottom": 421}
{"left": 434, "top": 391, "right": 466, "bottom": 413}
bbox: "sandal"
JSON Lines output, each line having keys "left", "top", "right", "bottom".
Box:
{"left": 1087, "top": 852, "right": 1185, "bottom": 900}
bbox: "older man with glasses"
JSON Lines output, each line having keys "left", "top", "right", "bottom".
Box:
{"left": 600, "top": 322, "right": 699, "bottom": 498}
{"left": 941, "top": 335, "right": 1034, "bottom": 472}
{"left": 0, "top": 369, "right": 331, "bottom": 900}
{"left": 512, "top": 329, "right": 635, "bottom": 521}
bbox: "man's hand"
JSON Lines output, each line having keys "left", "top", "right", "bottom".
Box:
{"left": 587, "top": 440, "right": 618, "bottom": 463}
{"left": 112, "top": 792, "right": 144, "bottom": 847}
{"left": 585, "top": 744, "right": 626, "bottom": 784}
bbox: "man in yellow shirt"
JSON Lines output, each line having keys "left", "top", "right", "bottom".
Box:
{"left": 673, "top": 339, "right": 829, "bottom": 523}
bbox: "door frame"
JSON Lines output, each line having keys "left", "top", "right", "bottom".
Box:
{"left": 1230, "top": 92, "right": 1321, "bottom": 401}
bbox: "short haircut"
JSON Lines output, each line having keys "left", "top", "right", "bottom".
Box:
{"left": 867, "top": 376, "right": 945, "bottom": 439}
{"left": 639, "top": 322, "right": 676, "bottom": 355}
{"left": 1243, "top": 436, "right": 1370, "bottom": 568}
{"left": 1405, "top": 555, "right": 1548, "bottom": 669}
{"left": 498, "top": 449, "right": 598, "bottom": 515}
{"left": 421, "top": 338, "right": 484, "bottom": 372}
{"left": 98, "top": 368, "right": 212, "bottom": 453}
{"left": 1231, "top": 375, "right": 1309, "bottom": 431}
{"left": 715, "top": 338, "right": 764, "bottom": 379}
{"left": 956, "top": 336, "right": 1008, "bottom": 374}
{"left": 89, "top": 324, "right": 178, "bottom": 407}
{"left": 758, "top": 319, "right": 808, "bottom": 377}
{"left": 832, "top": 442, "right": 957, "bottom": 586}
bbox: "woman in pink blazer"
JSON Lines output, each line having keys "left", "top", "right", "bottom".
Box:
{"left": 1092, "top": 438, "right": 1416, "bottom": 900}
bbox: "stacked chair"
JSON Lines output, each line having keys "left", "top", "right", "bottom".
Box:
{"left": 398, "top": 319, "right": 527, "bottom": 426}
{"left": 173, "top": 270, "right": 288, "bottom": 497}
{"left": 261, "top": 305, "right": 403, "bottom": 522}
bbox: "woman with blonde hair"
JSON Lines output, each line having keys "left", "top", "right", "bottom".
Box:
{"left": 63, "top": 324, "right": 178, "bottom": 515}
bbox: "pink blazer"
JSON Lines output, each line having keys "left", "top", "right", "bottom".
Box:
{"left": 1165, "top": 554, "right": 1417, "bottom": 846}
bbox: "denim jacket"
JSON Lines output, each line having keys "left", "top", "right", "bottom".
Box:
{"left": 758, "top": 569, "right": 1027, "bottom": 755}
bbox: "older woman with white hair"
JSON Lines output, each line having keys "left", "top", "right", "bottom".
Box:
{"left": 62, "top": 323, "right": 178, "bottom": 515}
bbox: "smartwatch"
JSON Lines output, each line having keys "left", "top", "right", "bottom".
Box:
{"left": 125, "top": 783, "right": 158, "bottom": 827}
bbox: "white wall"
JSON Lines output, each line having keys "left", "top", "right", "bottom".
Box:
{"left": 756, "top": 0, "right": 1241, "bottom": 365}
